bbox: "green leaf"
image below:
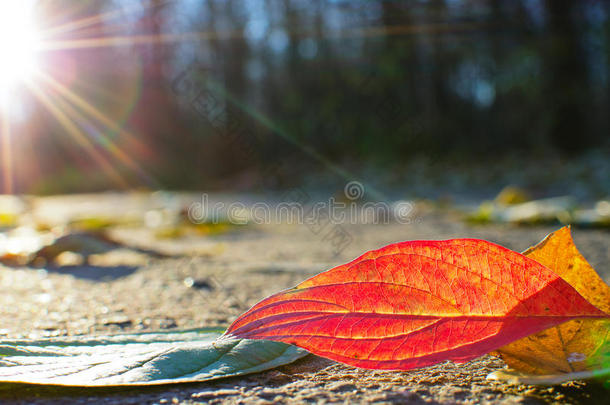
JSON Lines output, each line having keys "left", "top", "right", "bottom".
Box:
{"left": 487, "top": 367, "right": 610, "bottom": 385}
{"left": 0, "top": 328, "right": 308, "bottom": 386}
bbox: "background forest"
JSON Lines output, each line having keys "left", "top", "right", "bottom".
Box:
{"left": 1, "top": 0, "right": 609, "bottom": 198}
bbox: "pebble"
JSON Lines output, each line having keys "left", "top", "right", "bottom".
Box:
{"left": 191, "top": 389, "right": 241, "bottom": 399}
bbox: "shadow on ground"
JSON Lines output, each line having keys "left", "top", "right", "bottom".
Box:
{"left": 43, "top": 265, "right": 139, "bottom": 281}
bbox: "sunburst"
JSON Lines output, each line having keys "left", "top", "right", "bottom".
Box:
{"left": 0, "top": 0, "right": 207, "bottom": 193}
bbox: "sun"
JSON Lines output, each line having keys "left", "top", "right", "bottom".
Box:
{"left": 0, "top": 1, "right": 41, "bottom": 92}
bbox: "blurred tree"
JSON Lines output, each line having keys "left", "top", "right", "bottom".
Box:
{"left": 545, "top": 0, "right": 591, "bottom": 152}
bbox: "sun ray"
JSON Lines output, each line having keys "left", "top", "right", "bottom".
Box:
{"left": 23, "top": 80, "right": 130, "bottom": 189}
{"left": 40, "top": 0, "right": 173, "bottom": 38}
{"left": 34, "top": 84, "right": 138, "bottom": 190}
{"left": 41, "top": 6, "right": 135, "bottom": 38}
{"left": 35, "top": 71, "right": 158, "bottom": 188}
{"left": 48, "top": 93, "right": 155, "bottom": 189}
{"left": 68, "top": 72, "right": 138, "bottom": 109}
{"left": 36, "top": 72, "right": 147, "bottom": 152}
{"left": 1, "top": 111, "right": 13, "bottom": 194}
{"left": 38, "top": 31, "right": 224, "bottom": 51}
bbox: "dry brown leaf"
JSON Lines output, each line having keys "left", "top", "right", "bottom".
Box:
{"left": 496, "top": 226, "right": 610, "bottom": 374}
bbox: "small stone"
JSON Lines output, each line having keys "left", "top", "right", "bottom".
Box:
{"left": 191, "top": 389, "right": 240, "bottom": 399}
{"left": 328, "top": 382, "right": 357, "bottom": 392}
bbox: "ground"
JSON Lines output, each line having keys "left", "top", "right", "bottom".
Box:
{"left": 0, "top": 194, "right": 608, "bottom": 404}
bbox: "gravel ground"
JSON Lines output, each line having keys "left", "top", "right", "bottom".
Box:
{"left": 0, "top": 195, "right": 608, "bottom": 404}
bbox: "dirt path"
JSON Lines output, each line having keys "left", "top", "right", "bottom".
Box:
{"left": 0, "top": 196, "right": 608, "bottom": 404}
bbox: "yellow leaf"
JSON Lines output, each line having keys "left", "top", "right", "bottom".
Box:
{"left": 496, "top": 226, "right": 610, "bottom": 375}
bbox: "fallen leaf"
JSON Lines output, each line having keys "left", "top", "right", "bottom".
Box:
{"left": 0, "top": 328, "right": 307, "bottom": 386}
{"left": 496, "top": 226, "right": 610, "bottom": 375}
{"left": 30, "top": 231, "right": 169, "bottom": 266}
{"left": 68, "top": 215, "right": 140, "bottom": 231}
{"left": 487, "top": 367, "right": 610, "bottom": 386}
{"left": 468, "top": 196, "right": 575, "bottom": 225}
{"left": 225, "top": 238, "right": 608, "bottom": 370}
{"left": 495, "top": 186, "right": 531, "bottom": 205}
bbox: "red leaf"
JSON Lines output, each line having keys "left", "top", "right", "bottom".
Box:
{"left": 225, "top": 239, "right": 608, "bottom": 370}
